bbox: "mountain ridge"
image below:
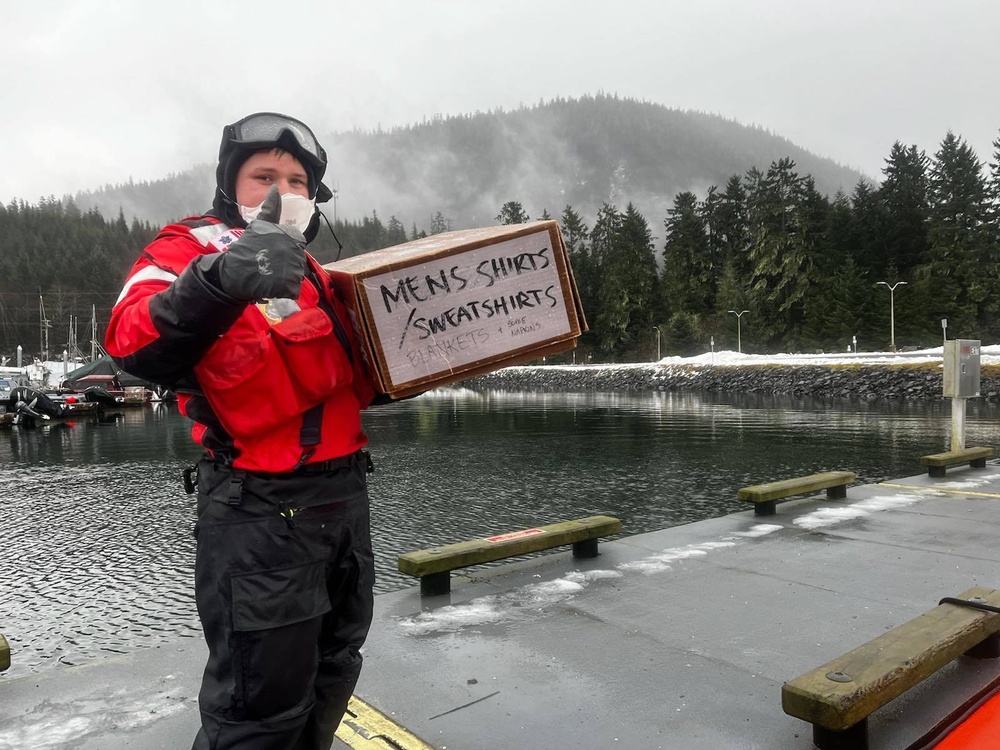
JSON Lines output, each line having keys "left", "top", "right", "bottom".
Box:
{"left": 69, "top": 94, "right": 871, "bottom": 231}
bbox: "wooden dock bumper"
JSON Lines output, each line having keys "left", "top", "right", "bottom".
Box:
{"left": 738, "top": 471, "right": 856, "bottom": 516}
{"left": 782, "top": 586, "right": 1000, "bottom": 750}
{"left": 398, "top": 515, "right": 621, "bottom": 596}
{"left": 920, "top": 446, "right": 993, "bottom": 477}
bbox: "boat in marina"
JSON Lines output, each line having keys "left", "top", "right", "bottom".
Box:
{"left": 57, "top": 354, "right": 155, "bottom": 400}
{"left": 0, "top": 351, "right": 162, "bottom": 427}
{"left": 0, "top": 384, "right": 128, "bottom": 428}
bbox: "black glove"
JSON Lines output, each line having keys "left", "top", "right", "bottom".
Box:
{"left": 212, "top": 186, "right": 307, "bottom": 302}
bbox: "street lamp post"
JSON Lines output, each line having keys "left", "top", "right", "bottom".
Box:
{"left": 876, "top": 281, "right": 907, "bottom": 352}
{"left": 727, "top": 310, "right": 749, "bottom": 354}
{"left": 652, "top": 326, "right": 661, "bottom": 361}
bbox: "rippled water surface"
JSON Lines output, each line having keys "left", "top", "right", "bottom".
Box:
{"left": 2, "top": 389, "right": 998, "bottom": 677}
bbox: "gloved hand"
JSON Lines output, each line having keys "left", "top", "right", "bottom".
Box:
{"left": 214, "top": 185, "right": 307, "bottom": 302}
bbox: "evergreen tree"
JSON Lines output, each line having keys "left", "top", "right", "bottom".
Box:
{"left": 622, "top": 203, "right": 660, "bottom": 346}
{"left": 879, "top": 142, "right": 930, "bottom": 279}
{"left": 359, "top": 210, "right": 385, "bottom": 250}
{"left": 495, "top": 201, "right": 530, "bottom": 225}
{"left": 986, "top": 130, "right": 1000, "bottom": 257}
{"left": 429, "top": 211, "right": 450, "bottom": 235}
{"left": 712, "top": 175, "right": 751, "bottom": 319}
{"left": 808, "top": 191, "right": 867, "bottom": 344}
{"left": 718, "top": 175, "right": 749, "bottom": 266}
{"left": 700, "top": 186, "right": 723, "bottom": 288}
{"left": 662, "top": 191, "right": 711, "bottom": 316}
{"left": 590, "top": 203, "right": 623, "bottom": 355}
{"left": 919, "top": 131, "right": 990, "bottom": 337}
{"left": 802, "top": 256, "right": 870, "bottom": 351}
{"left": 846, "top": 180, "right": 887, "bottom": 277}
{"left": 795, "top": 178, "right": 837, "bottom": 349}
{"left": 798, "top": 177, "right": 831, "bottom": 271}
{"left": 385, "top": 215, "right": 407, "bottom": 246}
{"left": 871, "top": 143, "right": 928, "bottom": 343}
{"left": 592, "top": 203, "right": 659, "bottom": 358}
{"left": 714, "top": 260, "right": 750, "bottom": 331}
{"left": 559, "top": 205, "right": 596, "bottom": 352}
{"left": 982, "top": 132, "right": 1000, "bottom": 339}
{"left": 745, "top": 158, "right": 814, "bottom": 348}
{"left": 560, "top": 205, "right": 589, "bottom": 256}
{"left": 664, "top": 311, "right": 701, "bottom": 356}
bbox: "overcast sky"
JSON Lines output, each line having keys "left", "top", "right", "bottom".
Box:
{"left": 2, "top": 0, "right": 999, "bottom": 206}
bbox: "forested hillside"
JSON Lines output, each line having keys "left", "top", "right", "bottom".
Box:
{"left": 566, "top": 130, "right": 1000, "bottom": 360}
{"left": 0, "top": 201, "right": 158, "bottom": 359}
{"left": 2, "top": 96, "right": 999, "bottom": 366}
{"left": 68, "top": 95, "right": 866, "bottom": 230}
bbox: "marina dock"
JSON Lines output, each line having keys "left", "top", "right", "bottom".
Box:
{"left": 2, "top": 462, "right": 1000, "bottom": 749}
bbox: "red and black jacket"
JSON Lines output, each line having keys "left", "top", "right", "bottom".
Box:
{"left": 106, "top": 215, "right": 377, "bottom": 472}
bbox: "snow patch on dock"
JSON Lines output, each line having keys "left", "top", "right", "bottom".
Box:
{"left": 0, "top": 683, "right": 190, "bottom": 749}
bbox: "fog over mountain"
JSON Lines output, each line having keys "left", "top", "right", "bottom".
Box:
{"left": 69, "top": 96, "right": 868, "bottom": 233}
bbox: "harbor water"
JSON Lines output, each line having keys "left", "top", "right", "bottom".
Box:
{"left": 1, "top": 387, "right": 997, "bottom": 679}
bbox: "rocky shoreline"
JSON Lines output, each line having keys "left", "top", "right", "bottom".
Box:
{"left": 463, "top": 363, "right": 1000, "bottom": 402}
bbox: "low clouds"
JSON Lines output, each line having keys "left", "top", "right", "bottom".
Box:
{"left": 2, "top": 0, "right": 999, "bottom": 204}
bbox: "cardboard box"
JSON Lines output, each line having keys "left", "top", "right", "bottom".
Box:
{"left": 324, "top": 220, "right": 586, "bottom": 398}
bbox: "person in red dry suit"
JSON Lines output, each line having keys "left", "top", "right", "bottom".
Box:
{"left": 106, "top": 112, "right": 384, "bottom": 750}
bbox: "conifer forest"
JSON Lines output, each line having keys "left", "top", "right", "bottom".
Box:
{"left": 1, "top": 114, "right": 999, "bottom": 365}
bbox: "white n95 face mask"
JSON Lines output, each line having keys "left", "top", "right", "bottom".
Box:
{"left": 239, "top": 192, "right": 316, "bottom": 233}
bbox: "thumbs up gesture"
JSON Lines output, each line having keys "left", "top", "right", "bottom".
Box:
{"left": 216, "top": 185, "right": 307, "bottom": 302}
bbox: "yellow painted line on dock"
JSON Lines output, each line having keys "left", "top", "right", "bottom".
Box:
{"left": 879, "top": 482, "right": 1000, "bottom": 499}
{"left": 336, "top": 695, "right": 435, "bottom": 750}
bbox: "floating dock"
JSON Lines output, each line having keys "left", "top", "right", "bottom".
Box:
{"left": 2, "top": 463, "right": 1000, "bottom": 749}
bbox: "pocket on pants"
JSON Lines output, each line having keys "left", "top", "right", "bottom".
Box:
{"left": 231, "top": 560, "right": 331, "bottom": 632}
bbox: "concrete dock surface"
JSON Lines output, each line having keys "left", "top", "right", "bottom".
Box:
{"left": 3, "top": 464, "right": 1000, "bottom": 749}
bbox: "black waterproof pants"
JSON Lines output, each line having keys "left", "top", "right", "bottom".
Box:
{"left": 191, "top": 456, "right": 375, "bottom": 750}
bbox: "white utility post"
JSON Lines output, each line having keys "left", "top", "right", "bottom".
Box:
{"left": 876, "top": 281, "right": 907, "bottom": 352}
{"left": 653, "top": 326, "right": 661, "bottom": 361}
{"left": 727, "top": 310, "right": 749, "bottom": 354}
{"left": 952, "top": 400, "right": 966, "bottom": 452}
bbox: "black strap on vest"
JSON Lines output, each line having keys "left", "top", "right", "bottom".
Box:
{"left": 294, "top": 263, "right": 358, "bottom": 464}
{"left": 293, "top": 402, "right": 324, "bottom": 470}
{"left": 300, "top": 403, "right": 324, "bottom": 448}
{"left": 306, "top": 264, "right": 354, "bottom": 368}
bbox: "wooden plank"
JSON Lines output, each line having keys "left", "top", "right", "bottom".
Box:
{"left": 398, "top": 516, "right": 621, "bottom": 576}
{"left": 0, "top": 633, "right": 9, "bottom": 672}
{"left": 738, "top": 471, "right": 856, "bottom": 504}
{"left": 782, "top": 586, "right": 1000, "bottom": 731}
{"left": 921, "top": 446, "right": 993, "bottom": 467}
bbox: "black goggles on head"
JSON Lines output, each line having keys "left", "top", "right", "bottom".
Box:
{"left": 222, "top": 112, "right": 327, "bottom": 169}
